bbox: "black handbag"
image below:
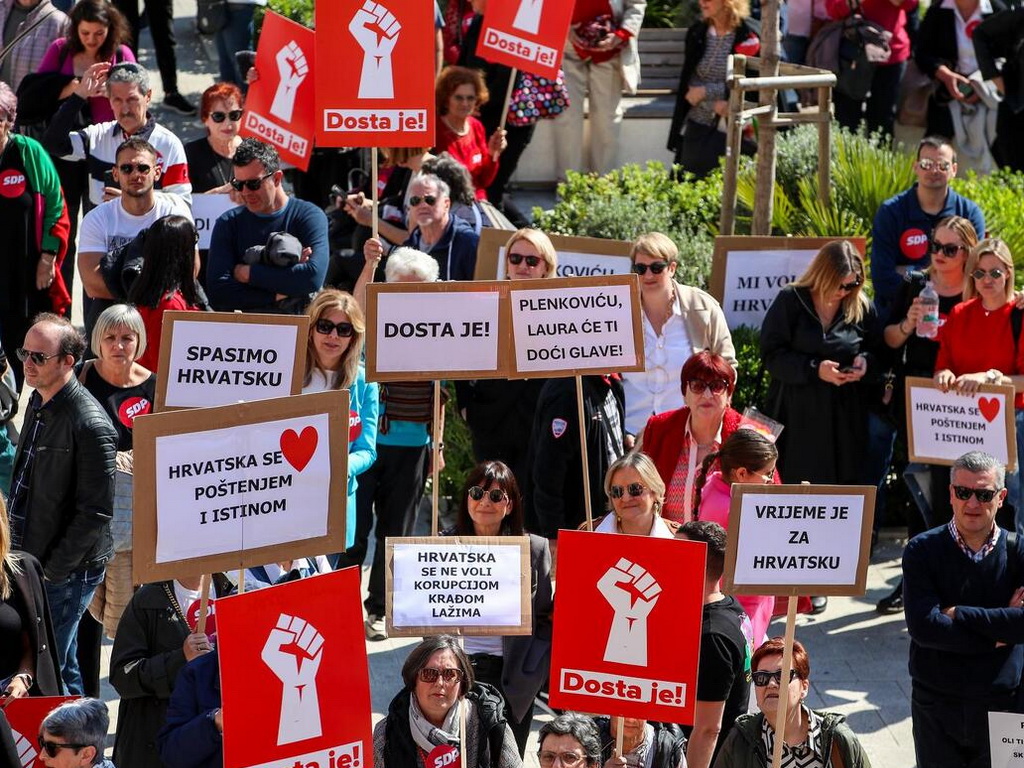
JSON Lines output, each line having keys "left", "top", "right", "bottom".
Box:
{"left": 196, "top": 0, "right": 228, "bottom": 35}
{"left": 836, "top": 15, "right": 892, "bottom": 100}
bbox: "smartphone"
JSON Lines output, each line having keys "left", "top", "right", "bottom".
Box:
{"left": 103, "top": 168, "right": 118, "bottom": 189}
{"left": 957, "top": 81, "right": 974, "bottom": 97}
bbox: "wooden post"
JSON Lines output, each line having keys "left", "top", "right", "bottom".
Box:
{"left": 494, "top": 68, "right": 518, "bottom": 160}
{"left": 460, "top": 697, "right": 468, "bottom": 768}
{"left": 752, "top": 0, "right": 781, "bottom": 236}
{"left": 237, "top": 570, "right": 246, "bottom": 594}
{"left": 371, "top": 149, "right": 379, "bottom": 242}
{"left": 770, "top": 595, "right": 800, "bottom": 768}
{"left": 817, "top": 87, "right": 831, "bottom": 208}
{"left": 431, "top": 379, "right": 442, "bottom": 536}
{"left": 614, "top": 716, "right": 625, "bottom": 760}
{"left": 195, "top": 573, "right": 211, "bottom": 635}
{"left": 720, "top": 57, "right": 746, "bottom": 236}
{"left": 575, "top": 376, "right": 593, "bottom": 531}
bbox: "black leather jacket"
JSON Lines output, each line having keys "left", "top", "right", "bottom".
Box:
{"left": 12, "top": 377, "right": 117, "bottom": 582}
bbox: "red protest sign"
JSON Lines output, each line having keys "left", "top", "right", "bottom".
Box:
{"left": 476, "top": 0, "right": 573, "bottom": 79}
{"left": 6, "top": 696, "right": 79, "bottom": 767}
{"left": 314, "top": 0, "right": 435, "bottom": 147}
{"left": 217, "top": 568, "right": 372, "bottom": 768}
{"left": 240, "top": 12, "right": 315, "bottom": 170}
{"left": 548, "top": 530, "right": 706, "bottom": 724}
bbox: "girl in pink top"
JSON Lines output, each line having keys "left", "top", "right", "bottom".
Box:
{"left": 695, "top": 428, "right": 779, "bottom": 643}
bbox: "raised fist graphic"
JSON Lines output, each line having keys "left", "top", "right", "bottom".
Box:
{"left": 512, "top": 0, "right": 544, "bottom": 34}
{"left": 349, "top": 1, "right": 401, "bottom": 99}
{"left": 597, "top": 558, "right": 662, "bottom": 666}
{"left": 270, "top": 41, "right": 309, "bottom": 122}
{"left": 262, "top": 613, "right": 325, "bottom": 745}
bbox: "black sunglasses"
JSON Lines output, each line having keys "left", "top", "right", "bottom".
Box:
{"left": 314, "top": 319, "right": 355, "bottom": 337}
{"left": 508, "top": 253, "right": 541, "bottom": 268}
{"left": 418, "top": 667, "right": 464, "bottom": 684}
{"left": 952, "top": 485, "right": 999, "bottom": 503}
{"left": 118, "top": 162, "right": 152, "bottom": 175}
{"left": 210, "top": 109, "right": 244, "bottom": 123}
{"left": 972, "top": 268, "right": 1006, "bottom": 281}
{"left": 468, "top": 485, "right": 507, "bottom": 503}
{"left": 688, "top": 379, "right": 729, "bottom": 395}
{"left": 409, "top": 194, "right": 438, "bottom": 207}
{"left": 610, "top": 482, "right": 645, "bottom": 499}
{"left": 751, "top": 669, "right": 799, "bottom": 687}
{"left": 930, "top": 241, "right": 964, "bottom": 257}
{"left": 839, "top": 279, "right": 862, "bottom": 292}
{"left": 16, "top": 348, "right": 61, "bottom": 365}
{"left": 229, "top": 171, "right": 274, "bottom": 191}
{"left": 632, "top": 261, "right": 670, "bottom": 276}
{"left": 37, "top": 738, "right": 88, "bottom": 759}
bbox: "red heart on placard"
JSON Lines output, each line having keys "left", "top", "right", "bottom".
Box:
{"left": 280, "top": 426, "right": 318, "bottom": 472}
{"left": 978, "top": 397, "right": 1001, "bottom": 423}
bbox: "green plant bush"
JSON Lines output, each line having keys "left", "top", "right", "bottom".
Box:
{"left": 254, "top": 0, "right": 314, "bottom": 46}
{"left": 952, "top": 168, "right": 1024, "bottom": 278}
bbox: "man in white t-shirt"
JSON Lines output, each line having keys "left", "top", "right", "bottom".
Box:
{"left": 78, "top": 137, "right": 194, "bottom": 338}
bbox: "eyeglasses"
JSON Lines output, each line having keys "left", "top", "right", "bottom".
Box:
{"left": 952, "top": 485, "right": 1000, "bottom": 502}
{"left": 751, "top": 669, "right": 800, "bottom": 687}
{"left": 452, "top": 94, "right": 478, "bottom": 103}
{"left": 229, "top": 171, "right": 274, "bottom": 191}
{"left": 688, "top": 379, "right": 729, "bottom": 395}
{"left": 972, "top": 268, "right": 1006, "bottom": 281}
{"left": 37, "top": 738, "right": 88, "bottom": 759}
{"left": 610, "top": 482, "right": 646, "bottom": 499}
{"left": 538, "top": 752, "right": 586, "bottom": 767}
{"left": 117, "top": 162, "right": 152, "bottom": 175}
{"left": 468, "top": 486, "right": 507, "bottom": 503}
{"left": 210, "top": 109, "right": 244, "bottom": 123}
{"left": 418, "top": 667, "right": 464, "bottom": 684}
{"left": 409, "top": 194, "right": 438, "bottom": 207}
{"left": 838, "top": 279, "right": 862, "bottom": 292}
{"left": 314, "top": 319, "right": 355, "bottom": 337}
{"left": 508, "top": 253, "right": 542, "bottom": 268}
{"left": 16, "top": 348, "right": 61, "bottom": 365}
{"left": 918, "top": 158, "right": 953, "bottom": 172}
{"left": 930, "top": 241, "right": 964, "bottom": 257}
{"left": 632, "top": 261, "right": 670, "bottom": 276}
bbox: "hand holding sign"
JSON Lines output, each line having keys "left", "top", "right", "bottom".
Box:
{"left": 270, "top": 40, "right": 309, "bottom": 121}
{"left": 350, "top": 0, "right": 401, "bottom": 99}
{"left": 598, "top": 558, "right": 662, "bottom": 666}
{"left": 262, "top": 612, "right": 325, "bottom": 745}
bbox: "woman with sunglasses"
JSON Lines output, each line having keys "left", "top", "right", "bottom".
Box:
{"left": 373, "top": 635, "right": 522, "bottom": 768}
{"left": 713, "top": 638, "right": 870, "bottom": 768}
{"left": 302, "top": 289, "right": 379, "bottom": 555}
{"left": 443, "top": 461, "right": 552, "bottom": 756}
{"left": 595, "top": 452, "right": 678, "bottom": 537}
{"left": 185, "top": 83, "right": 245, "bottom": 196}
{"left": 623, "top": 232, "right": 735, "bottom": 443}
{"left": 761, "top": 240, "right": 877, "bottom": 487}
{"left": 637, "top": 351, "right": 743, "bottom": 523}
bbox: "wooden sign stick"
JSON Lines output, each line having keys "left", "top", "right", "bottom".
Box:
{"left": 371, "top": 148, "right": 379, "bottom": 242}
{"left": 614, "top": 716, "right": 625, "bottom": 760}
{"left": 431, "top": 379, "right": 442, "bottom": 536}
{"left": 237, "top": 570, "right": 246, "bottom": 594}
{"left": 770, "top": 595, "right": 799, "bottom": 768}
{"left": 493, "top": 68, "right": 517, "bottom": 161}
{"left": 575, "top": 375, "right": 593, "bottom": 531}
{"left": 195, "top": 573, "right": 211, "bottom": 635}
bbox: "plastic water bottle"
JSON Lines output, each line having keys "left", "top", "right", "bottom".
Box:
{"left": 917, "top": 281, "right": 939, "bottom": 339}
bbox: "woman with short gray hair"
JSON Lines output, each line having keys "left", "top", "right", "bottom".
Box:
{"left": 39, "top": 697, "right": 113, "bottom": 767}
{"left": 538, "top": 713, "right": 603, "bottom": 767}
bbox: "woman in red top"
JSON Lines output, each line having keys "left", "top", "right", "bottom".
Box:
{"left": 128, "top": 215, "right": 201, "bottom": 372}
{"left": 434, "top": 66, "right": 506, "bottom": 201}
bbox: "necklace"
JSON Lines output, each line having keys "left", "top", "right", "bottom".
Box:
{"left": 442, "top": 115, "right": 470, "bottom": 136}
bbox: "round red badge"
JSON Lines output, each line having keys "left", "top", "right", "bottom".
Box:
{"left": 900, "top": 228, "right": 930, "bottom": 260}
{"left": 118, "top": 396, "right": 152, "bottom": 428}
{"left": 349, "top": 409, "right": 362, "bottom": 442}
{"left": 0, "top": 169, "right": 26, "bottom": 199}
{"left": 427, "top": 745, "right": 459, "bottom": 768}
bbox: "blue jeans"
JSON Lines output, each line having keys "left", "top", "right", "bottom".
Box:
{"left": 45, "top": 566, "right": 105, "bottom": 695}
{"left": 215, "top": 3, "right": 256, "bottom": 86}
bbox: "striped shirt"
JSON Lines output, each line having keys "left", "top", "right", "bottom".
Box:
{"left": 760, "top": 707, "right": 825, "bottom": 768}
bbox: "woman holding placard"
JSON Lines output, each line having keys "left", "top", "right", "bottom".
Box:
{"left": 712, "top": 638, "right": 871, "bottom": 768}
{"left": 594, "top": 452, "right": 678, "bottom": 537}
{"left": 372, "top": 635, "right": 522, "bottom": 768}
{"left": 445, "top": 460, "right": 552, "bottom": 756}
{"left": 302, "top": 289, "right": 379, "bottom": 555}
{"left": 760, "top": 240, "right": 877, "bottom": 486}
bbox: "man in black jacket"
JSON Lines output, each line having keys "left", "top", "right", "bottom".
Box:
{"left": 8, "top": 313, "right": 117, "bottom": 695}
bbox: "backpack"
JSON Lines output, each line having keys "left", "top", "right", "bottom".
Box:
{"left": 805, "top": 15, "right": 892, "bottom": 102}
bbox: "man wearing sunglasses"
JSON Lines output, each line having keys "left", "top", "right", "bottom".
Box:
{"left": 38, "top": 698, "right": 114, "bottom": 768}
{"left": 903, "top": 451, "right": 1024, "bottom": 768}
{"left": 207, "top": 138, "right": 328, "bottom": 314}
{"left": 8, "top": 315, "right": 116, "bottom": 696}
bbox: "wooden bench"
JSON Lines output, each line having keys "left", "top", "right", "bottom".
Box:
{"left": 637, "top": 27, "right": 686, "bottom": 96}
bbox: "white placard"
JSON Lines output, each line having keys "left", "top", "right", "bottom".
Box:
{"left": 163, "top": 319, "right": 302, "bottom": 408}
{"left": 390, "top": 541, "right": 525, "bottom": 629}
{"left": 989, "top": 712, "right": 1024, "bottom": 767}
{"left": 191, "top": 193, "right": 239, "bottom": 249}
{"left": 510, "top": 282, "right": 640, "bottom": 374}
{"left": 497, "top": 246, "right": 633, "bottom": 279}
{"left": 154, "top": 413, "right": 331, "bottom": 563}
{"left": 374, "top": 290, "right": 501, "bottom": 374}
{"left": 722, "top": 249, "right": 817, "bottom": 329}
{"left": 908, "top": 383, "right": 1013, "bottom": 467}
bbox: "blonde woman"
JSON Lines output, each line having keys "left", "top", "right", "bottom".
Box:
{"left": 760, "top": 240, "right": 876, "bottom": 485}
{"left": 595, "top": 452, "right": 677, "bottom": 537}
{"left": 503, "top": 228, "right": 558, "bottom": 280}
{"left": 303, "top": 289, "right": 379, "bottom": 555}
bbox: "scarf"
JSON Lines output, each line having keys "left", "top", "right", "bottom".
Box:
{"left": 408, "top": 693, "right": 463, "bottom": 754}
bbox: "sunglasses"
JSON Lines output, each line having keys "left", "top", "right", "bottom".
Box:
{"left": 409, "top": 194, "right": 438, "bottom": 207}
{"left": 752, "top": 669, "right": 800, "bottom": 687}
{"left": 538, "top": 752, "right": 585, "bottom": 767}
{"left": 210, "top": 109, "right": 243, "bottom": 123}
{"left": 610, "top": 482, "right": 646, "bottom": 499}
{"left": 918, "top": 158, "right": 953, "bottom": 172}
{"left": 16, "top": 348, "right": 61, "bottom": 365}
{"left": 930, "top": 241, "right": 964, "bottom": 257}
{"left": 314, "top": 319, "right": 355, "bottom": 337}
{"left": 37, "top": 738, "right": 88, "bottom": 759}
{"left": 952, "top": 485, "right": 1000, "bottom": 502}
{"left": 839, "top": 279, "right": 862, "bottom": 292}
{"left": 418, "top": 667, "right": 464, "bottom": 684}
{"left": 508, "top": 253, "right": 542, "bottom": 268}
{"left": 632, "top": 261, "right": 670, "bottom": 276}
{"left": 972, "top": 268, "right": 1006, "bottom": 281}
{"left": 468, "top": 485, "right": 507, "bottom": 503}
{"left": 118, "top": 162, "right": 153, "bottom": 175}
{"left": 688, "top": 379, "right": 729, "bottom": 395}
{"left": 229, "top": 171, "right": 274, "bottom": 191}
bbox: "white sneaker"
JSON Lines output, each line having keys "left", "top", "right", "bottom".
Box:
{"left": 365, "top": 614, "right": 387, "bottom": 641}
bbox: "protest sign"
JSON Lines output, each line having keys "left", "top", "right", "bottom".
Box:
{"left": 708, "top": 236, "right": 867, "bottom": 330}
{"left": 385, "top": 536, "right": 531, "bottom": 636}
{"left": 239, "top": 12, "right": 315, "bottom": 170}
{"left": 548, "top": 530, "right": 705, "bottom": 724}
{"left": 989, "top": 712, "right": 1024, "bottom": 767}
{"left": 218, "top": 568, "right": 372, "bottom": 768}
{"left": 905, "top": 376, "right": 1017, "bottom": 470}
{"left": 191, "top": 194, "right": 238, "bottom": 250}
{"left": 475, "top": 0, "right": 573, "bottom": 78}
{"left": 133, "top": 391, "right": 348, "bottom": 583}
{"left": 474, "top": 229, "right": 633, "bottom": 281}
{"left": 508, "top": 275, "right": 644, "bottom": 377}
{"left": 6, "top": 696, "right": 79, "bottom": 767}
{"left": 365, "top": 281, "right": 510, "bottom": 381}
{"left": 723, "top": 484, "right": 876, "bottom": 596}
{"left": 315, "top": 0, "right": 435, "bottom": 147}
{"left": 155, "top": 311, "right": 308, "bottom": 411}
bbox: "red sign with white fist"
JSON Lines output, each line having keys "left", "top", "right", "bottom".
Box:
{"left": 548, "top": 530, "right": 707, "bottom": 724}
{"left": 476, "top": 0, "right": 574, "bottom": 79}
{"left": 6, "top": 697, "right": 80, "bottom": 767}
